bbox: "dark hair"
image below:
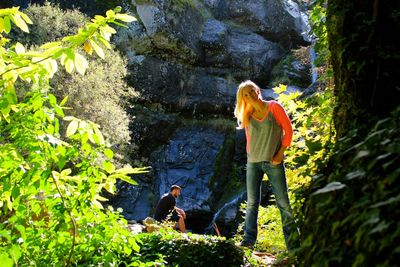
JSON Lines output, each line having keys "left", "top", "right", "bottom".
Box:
{"left": 170, "top": 185, "right": 182, "bottom": 192}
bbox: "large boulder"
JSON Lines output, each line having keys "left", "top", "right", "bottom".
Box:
{"left": 126, "top": 55, "right": 238, "bottom": 115}
{"left": 199, "top": 19, "right": 229, "bottom": 65}
{"left": 132, "top": 0, "right": 205, "bottom": 64}
{"left": 203, "top": 0, "right": 311, "bottom": 48}
{"left": 128, "top": 105, "right": 181, "bottom": 157}
{"left": 270, "top": 47, "right": 313, "bottom": 88}
{"left": 226, "top": 28, "right": 285, "bottom": 84}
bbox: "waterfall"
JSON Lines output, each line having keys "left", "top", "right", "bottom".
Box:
{"left": 310, "top": 44, "right": 318, "bottom": 83}
{"left": 205, "top": 191, "right": 246, "bottom": 234}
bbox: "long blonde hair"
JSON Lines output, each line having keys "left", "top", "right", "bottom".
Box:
{"left": 234, "top": 80, "right": 261, "bottom": 129}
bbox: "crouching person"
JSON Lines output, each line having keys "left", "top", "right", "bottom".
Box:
{"left": 154, "top": 185, "right": 186, "bottom": 233}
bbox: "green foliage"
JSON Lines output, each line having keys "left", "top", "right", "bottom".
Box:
{"left": 274, "top": 83, "right": 335, "bottom": 224}
{"left": 10, "top": 4, "right": 136, "bottom": 158}
{"left": 255, "top": 205, "right": 286, "bottom": 253}
{"left": 308, "top": 0, "right": 329, "bottom": 66}
{"left": 0, "top": 6, "right": 151, "bottom": 266}
{"left": 134, "top": 231, "right": 245, "bottom": 267}
{"left": 299, "top": 107, "right": 400, "bottom": 266}
{"left": 276, "top": 83, "right": 336, "bottom": 183}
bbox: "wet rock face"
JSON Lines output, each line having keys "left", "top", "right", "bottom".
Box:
{"left": 150, "top": 127, "right": 225, "bottom": 213}
{"left": 109, "top": 182, "right": 152, "bottom": 222}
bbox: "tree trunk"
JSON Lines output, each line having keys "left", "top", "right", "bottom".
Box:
{"left": 327, "top": 0, "right": 400, "bottom": 138}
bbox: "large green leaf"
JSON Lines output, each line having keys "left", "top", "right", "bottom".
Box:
{"left": 66, "top": 120, "right": 79, "bottom": 137}
{"left": 312, "top": 182, "right": 346, "bottom": 195}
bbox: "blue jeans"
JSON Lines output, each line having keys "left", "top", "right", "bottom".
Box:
{"left": 243, "top": 161, "right": 299, "bottom": 250}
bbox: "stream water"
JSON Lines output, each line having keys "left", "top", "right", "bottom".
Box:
{"left": 310, "top": 44, "right": 318, "bottom": 83}
{"left": 204, "top": 191, "right": 246, "bottom": 235}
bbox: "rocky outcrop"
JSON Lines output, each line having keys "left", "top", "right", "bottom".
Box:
{"left": 203, "top": 0, "right": 311, "bottom": 49}
{"left": 111, "top": 0, "right": 313, "bottom": 233}
{"left": 115, "top": 0, "right": 312, "bottom": 116}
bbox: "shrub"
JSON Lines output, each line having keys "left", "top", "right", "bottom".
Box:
{"left": 10, "top": 3, "right": 87, "bottom": 45}
{"left": 134, "top": 231, "right": 245, "bottom": 267}
{"left": 51, "top": 48, "right": 134, "bottom": 148}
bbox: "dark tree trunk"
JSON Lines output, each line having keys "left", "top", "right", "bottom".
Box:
{"left": 326, "top": 0, "right": 400, "bottom": 138}
{"left": 299, "top": 2, "right": 400, "bottom": 265}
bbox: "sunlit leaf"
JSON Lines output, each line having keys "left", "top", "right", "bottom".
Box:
{"left": 115, "top": 13, "right": 137, "bottom": 23}
{"left": 64, "top": 58, "right": 74, "bottom": 73}
{"left": 19, "top": 12, "right": 32, "bottom": 24}
{"left": 89, "top": 39, "right": 104, "bottom": 59}
{"left": 95, "top": 34, "right": 111, "bottom": 48}
{"left": 131, "top": 240, "right": 140, "bottom": 253}
{"left": 3, "top": 16, "right": 11, "bottom": 33}
{"left": 272, "top": 84, "right": 287, "bottom": 94}
{"left": 63, "top": 116, "right": 76, "bottom": 121}
{"left": 74, "top": 53, "right": 88, "bottom": 75}
{"left": 66, "top": 120, "right": 79, "bottom": 137}
{"left": 10, "top": 13, "right": 29, "bottom": 33}
{"left": 108, "top": 173, "right": 138, "bottom": 185}
{"left": 61, "top": 168, "right": 72, "bottom": 176}
{"left": 93, "top": 126, "right": 104, "bottom": 146}
{"left": 106, "top": 10, "right": 115, "bottom": 17}
{"left": 92, "top": 200, "right": 104, "bottom": 209}
{"left": 115, "top": 166, "right": 151, "bottom": 175}
{"left": 104, "top": 148, "right": 114, "bottom": 159}
{"left": 83, "top": 41, "right": 93, "bottom": 55}
{"left": 10, "top": 244, "right": 22, "bottom": 262}
{"left": 104, "top": 182, "right": 115, "bottom": 194}
{"left": 102, "top": 161, "right": 115, "bottom": 174}
{"left": 15, "top": 42, "right": 25, "bottom": 54}
{"left": 312, "top": 182, "right": 346, "bottom": 195}
{"left": 100, "top": 24, "right": 116, "bottom": 34}
{"left": 0, "top": 17, "right": 5, "bottom": 32}
{"left": 40, "top": 41, "right": 62, "bottom": 49}
{"left": 0, "top": 253, "right": 13, "bottom": 267}
{"left": 39, "top": 58, "right": 58, "bottom": 77}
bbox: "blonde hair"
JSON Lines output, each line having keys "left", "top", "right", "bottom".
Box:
{"left": 234, "top": 80, "right": 261, "bottom": 129}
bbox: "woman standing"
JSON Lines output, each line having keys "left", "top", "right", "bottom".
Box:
{"left": 234, "top": 80, "right": 299, "bottom": 250}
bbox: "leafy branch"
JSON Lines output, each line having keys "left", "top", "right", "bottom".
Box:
{"left": 0, "top": 6, "right": 151, "bottom": 266}
{"left": 0, "top": 6, "right": 136, "bottom": 82}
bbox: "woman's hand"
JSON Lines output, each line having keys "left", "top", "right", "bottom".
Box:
{"left": 272, "top": 145, "right": 288, "bottom": 165}
{"left": 271, "top": 153, "right": 283, "bottom": 165}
